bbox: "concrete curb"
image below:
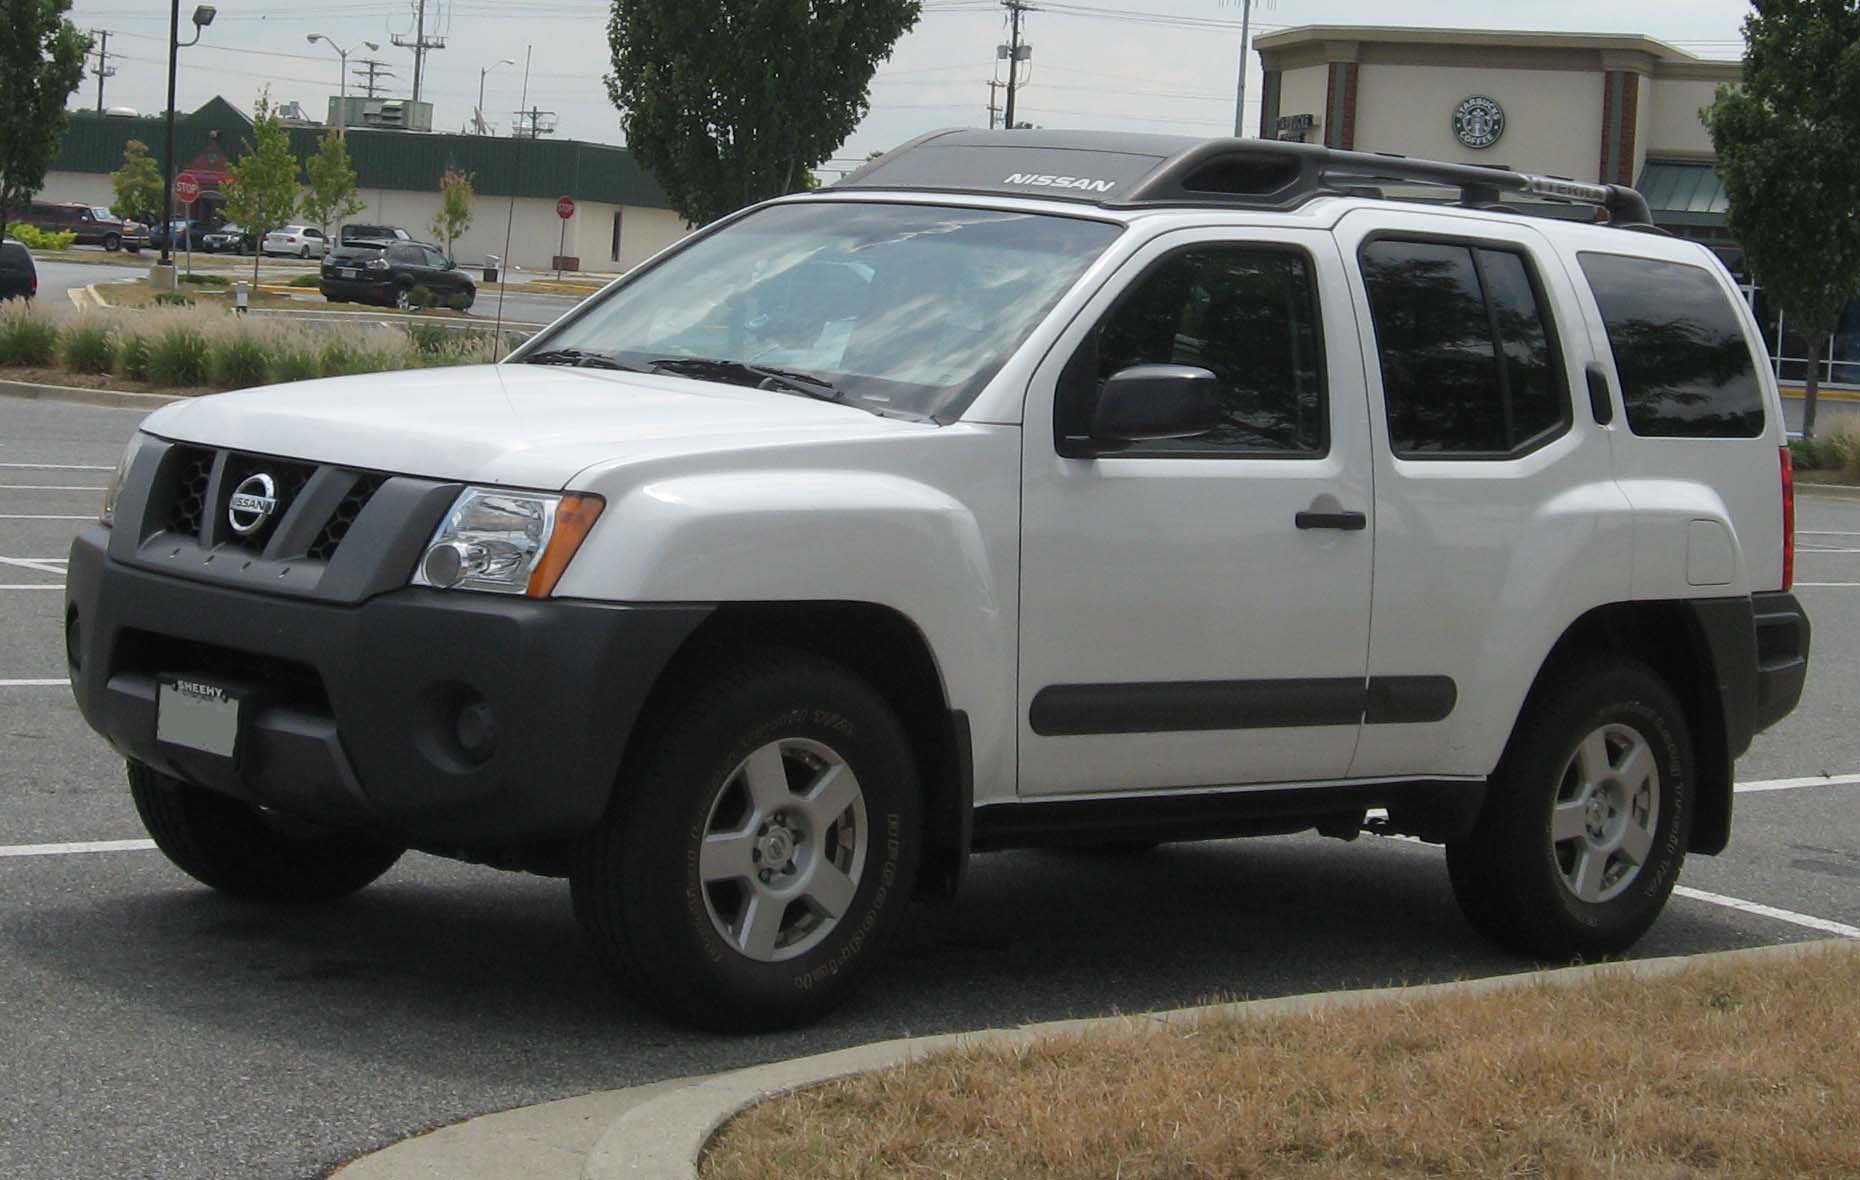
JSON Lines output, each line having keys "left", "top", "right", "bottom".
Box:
{"left": 583, "top": 938, "right": 1855, "bottom": 1180}
{"left": 0, "top": 378, "right": 181, "bottom": 410}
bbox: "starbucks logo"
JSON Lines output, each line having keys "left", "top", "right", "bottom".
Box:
{"left": 1453, "top": 96, "right": 1506, "bottom": 150}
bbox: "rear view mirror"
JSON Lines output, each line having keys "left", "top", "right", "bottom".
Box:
{"left": 1090, "top": 364, "right": 1221, "bottom": 443}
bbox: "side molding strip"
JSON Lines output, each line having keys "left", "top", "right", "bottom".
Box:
{"left": 1029, "top": 675, "right": 1457, "bottom": 737}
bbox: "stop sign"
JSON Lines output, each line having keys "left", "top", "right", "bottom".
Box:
{"left": 555, "top": 196, "right": 576, "bottom": 220}
{"left": 174, "top": 171, "right": 201, "bottom": 205}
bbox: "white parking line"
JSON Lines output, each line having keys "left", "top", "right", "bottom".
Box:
{"left": 1674, "top": 886, "right": 1860, "bottom": 939}
{"left": 1792, "top": 582, "right": 1860, "bottom": 588}
{"left": 1798, "top": 530, "right": 1860, "bottom": 536}
{"left": 0, "top": 585, "right": 63, "bottom": 591}
{"left": 0, "top": 839, "right": 155, "bottom": 859}
{"left": 0, "top": 463, "right": 113, "bottom": 471}
{"left": 1737, "top": 773, "right": 1860, "bottom": 794}
{"left": 0, "top": 515, "right": 94, "bottom": 521}
{"left": 0, "top": 679, "right": 70, "bottom": 687}
{"left": 0, "top": 485, "right": 107, "bottom": 492}
{"left": 0, "top": 557, "right": 67, "bottom": 575}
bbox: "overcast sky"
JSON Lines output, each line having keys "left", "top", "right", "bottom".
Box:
{"left": 66, "top": 0, "right": 1752, "bottom": 176}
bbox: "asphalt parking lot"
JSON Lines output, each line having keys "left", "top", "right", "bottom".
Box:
{"left": 2, "top": 393, "right": 1857, "bottom": 1179}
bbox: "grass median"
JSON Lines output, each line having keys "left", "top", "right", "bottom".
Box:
{"left": 704, "top": 945, "right": 1860, "bottom": 1180}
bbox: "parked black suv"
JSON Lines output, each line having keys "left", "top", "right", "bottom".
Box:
{"left": 0, "top": 239, "right": 36, "bottom": 300}
{"left": 321, "top": 239, "right": 477, "bottom": 310}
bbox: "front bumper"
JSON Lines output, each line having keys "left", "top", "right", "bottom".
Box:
{"left": 66, "top": 528, "right": 710, "bottom": 847}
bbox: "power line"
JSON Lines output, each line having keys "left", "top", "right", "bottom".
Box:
{"left": 389, "top": 0, "right": 446, "bottom": 101}
{"left": 1000, "top": 0, "right": 1033, "bottom": 131}
{"left": 89, "top": 29, "right": 120, "bottom": 112}
{"left": 352, "top": 58, "right": 394, "bottom": 99}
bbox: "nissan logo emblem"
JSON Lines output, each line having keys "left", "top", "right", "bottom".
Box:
{"left": 227, "top": 473, "right": 279, "bottom": 536}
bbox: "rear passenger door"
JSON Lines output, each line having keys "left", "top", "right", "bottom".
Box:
{"left": 1334, "top": 211, "right": 1633, "bottom": 781}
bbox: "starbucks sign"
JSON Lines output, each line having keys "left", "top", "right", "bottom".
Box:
{"left": 1453, "top": 96, "right": 1506, "bottom": 150}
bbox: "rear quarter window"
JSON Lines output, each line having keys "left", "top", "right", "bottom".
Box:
{"left": 1578, "top": 252, "right": 1765, "bottom": 438}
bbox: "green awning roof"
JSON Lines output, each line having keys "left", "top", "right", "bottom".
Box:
{"left": 1637, "top": 161, "right": 1729, "bottom": 227}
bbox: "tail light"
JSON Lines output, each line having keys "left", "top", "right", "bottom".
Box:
{"left": 1781, "top": 445, "right": 1795, "bottom": 592}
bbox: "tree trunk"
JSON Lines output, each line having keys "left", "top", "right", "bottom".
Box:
{"left": 252, "top": 232, "right": 262, "bottom": 289}
{"left": 1804, "top": 331, "right": 1822, "bottom": 440}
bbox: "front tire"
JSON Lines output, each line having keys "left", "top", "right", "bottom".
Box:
{"left": 571, "top": 650, "right": 923, "bottom": 1032}
{"left": 128, "top": 761, "right": 405, "bottom": 903}
{"left": 1447, "top": 658, "right": 1693, "bottom": 960}
{"left": 102, "top": 234, "right": 121, "bottom": 252}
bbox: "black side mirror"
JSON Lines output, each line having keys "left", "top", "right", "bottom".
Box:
{"left": 1089, "top": 364, "right": 1221, "bottom": 444}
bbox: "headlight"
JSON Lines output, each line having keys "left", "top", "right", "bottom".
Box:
{"left": 411, "top": 487, "right": 603, "bottom": 597}
{"left": 99, "top": 435, "right": 140, "bottom": 526}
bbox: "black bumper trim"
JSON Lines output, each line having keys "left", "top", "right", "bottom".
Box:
{"left": 67, "top": 527, "right": 711, "bottom": 847}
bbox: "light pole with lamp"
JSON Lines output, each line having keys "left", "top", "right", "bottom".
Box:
{"left": 307, "top": 34, "right": 380, "bottom": 99}
{"left": 156, "top": 2, "right": 216, "bottom": 289}
{"left": 477, "top": 58, "right": 514, "bottom": 134}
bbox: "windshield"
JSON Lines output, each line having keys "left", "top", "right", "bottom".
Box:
{"left": 527, "top": 201, "right": 1122, "bottom": 421}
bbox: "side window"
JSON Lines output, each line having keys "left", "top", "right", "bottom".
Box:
{"left": 1360, "top": 238, "right": 1569, "bottom": 457}
{"left": 388, "top": 244, "right": 420, "bottom": 265}
{"left": 1578, "top": 252, "right": 1765, "bottom": 438}
{"left": 1071, "top": 245, "right": 1327, "bottom": 456}
{"left": 424, "top": 246, "right": 450, "bottom": 268}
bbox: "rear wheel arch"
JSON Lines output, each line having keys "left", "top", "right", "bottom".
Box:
{"left": 1520, "top": 601, "right": 1735, "bottom": 855}
{"left": 627, "top": 601, "right": 970, "bottom": 901}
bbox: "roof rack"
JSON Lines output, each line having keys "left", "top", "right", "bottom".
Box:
{"left": 835, "top": 130, "right": 1653, "bottom": 227}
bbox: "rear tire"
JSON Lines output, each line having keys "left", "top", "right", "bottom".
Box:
{"left": 1447, "top": 658, "right": 1693, "bottom": 960}
{"left": 128, "top": 760, "right": 405, "bottom": 904}
{"left": 570, "top": 650, "right": 922, "bottom": 1032}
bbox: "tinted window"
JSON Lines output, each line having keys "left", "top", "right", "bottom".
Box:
{"left": 388, "top": 244, "right": 423, "bottom": 265}
{"left": 1578, "top": 252, "right": 1764, "bottom": 438}
{"left": 1361, "top": 239, "right": 1568, "bottom": 456}
{"left": 423, "top": 247, "right": 449, "bottom": 268}
{"left": 1081, "top": 246, "right": 1326, "bottom": 454}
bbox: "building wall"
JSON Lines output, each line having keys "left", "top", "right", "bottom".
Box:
{"left": 1276, "top": 66, "right": 1332, "bottom": 143}
{"left": 37, "top": 172, "right": 117, "bottom": 210}
{"left": 1351, "top": 62, "right": 1606, "bottom": 180}
{"left": 1646, "top": 76, "right": 1722, "bottom": 158}
{"left": 339, "top": 190, "right": 688, "bottom": 273}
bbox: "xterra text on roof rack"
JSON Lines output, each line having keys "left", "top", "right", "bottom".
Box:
{"left": 67, "top": 131, "right": 1808, "bottom": 1031}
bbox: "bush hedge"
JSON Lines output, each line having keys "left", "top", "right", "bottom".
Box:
{"left": 0, "top": 306, "right": 60, "bottom": 365}
{"left": 4, "top": 222, "right": 76, "bottom": 250}
{"left": 60, "top": 322, "right": 116, "bottom": 374}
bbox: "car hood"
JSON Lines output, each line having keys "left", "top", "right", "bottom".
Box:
{"left": 140, "top": 363, "right": 929, "bottom": 488}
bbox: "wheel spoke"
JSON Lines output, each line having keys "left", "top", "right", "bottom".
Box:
{"left": 1618, "top": 816, "right": 1655, "bottom": 867}
{"left": 699, "top": 827, "right": 757, "bottom": 885}
{"left": 800, "top": 763, "right": 861, "bottom": 827}
{"left": 1575, "top": 731, "right": 1613, "bottom": 786}
{"left": 735, "top": 893, "right": 784, "bottom": 959}
{"left": 740, "top": 743, "right": 792, "bottom": 816}
{"left": 1551, "top": 798, "right": 1590, "bottom": 844}
{"left": 1572, "top": 848, "right": 1611, "bottom": 902}
{"left": 806, "top": 862, "right": 858, "bottom": 919}
{"left": 1617, "top": 739, "right": 1658, "bottom": 793}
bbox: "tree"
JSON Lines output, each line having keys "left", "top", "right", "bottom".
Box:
{"left": 222, "top": 95, "right": 302, "bottom": 284}
{"left": 110, "top": 139, "right": 163, "bottom": 221}
{"left": 301, "top": 128, "right": 365, "bottom": 243}
{"left": 1706, "top": 0, "right": 1860, "bottom": 439}
{"left": 605, "top": 0, "right": 920, "bottom": 225}
{"left": 429, "top": 167, "right": 474, "bottom": 258}
{"left": 0, "top": 0, "right": 89, "bottom": 227}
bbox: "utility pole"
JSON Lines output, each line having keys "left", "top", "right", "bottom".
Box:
{"left": 390, "top": 0, "right": 446, "bottom": 102}
{"left": 352, "top": 59, "right": 394, "bottom": 100}
{"left": 987, "top": 79, "right": 1003, "bottom": 130}
{"left": 511, "top": 107, "right": 558, "bottom": 139}
{"left": 1001, "top": 1, "right": 1032, "bottom": 132}
{"left": 90, "top": 29, "right": 118, "bottom": 112}
{"left": 1232, "top": 0, "right": 1252, "bottom": 137}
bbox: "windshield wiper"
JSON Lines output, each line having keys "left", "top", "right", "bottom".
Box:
{"left": 522, "top": 348, "right": 648, "bottom": 371}
{"left": 645, "top": 357, "right": 844, "bottom": 403}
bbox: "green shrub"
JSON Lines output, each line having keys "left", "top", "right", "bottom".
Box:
{"left": 406, "top": 285, "right": 438, "bottom": 309}
{"left": 147, "top": 325, "right": 210, "bottom": 386}
{"left": 151, "top": 291, "right": 195, "bottom": 308}
{"left": 210, "top": 332, "right": 271, "bottom": 389}
{"left": 4, "top": 222, "right": 76, "bottom": 250}
{"left": 60, "top": 321, "right": 116, "bottom": 374}
{"left": 403, "top": 321, "right": 453, "bottom": 357}
{"left": 116, "top": 332, "right": 152, "bottom": 381}
{"left": 272, "top": 348, "right": 321, "bottom": 383}
{"left": 0, "top": 308, "right": 59, "bottom": 365}
{"left": 288, "top": 274, "right": 322, "bottom": 288}
{"left": 178, "top": 273, "right": 231, "bottom": 286}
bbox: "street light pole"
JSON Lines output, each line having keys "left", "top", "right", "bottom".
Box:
{"left": 160, "top": 0, "right": 181, "bottom": 268}
{"left": 477, "top": 58, "right": 514, "bottom": 135}
{"left": 308, "top": 35, "right": 380, "bottom": 100}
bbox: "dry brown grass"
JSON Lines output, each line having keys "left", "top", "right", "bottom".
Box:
{"left": 94, "top": 278, "right": 308, "bottom": 311}
{"left": 704, "top": 947, "right": 1860, "bottom": 1180}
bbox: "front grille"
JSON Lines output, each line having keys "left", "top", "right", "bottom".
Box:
{"left": 166, "top": 447, "right": 213, "bottom": 538}
{"left": 148, "top": 446, "right": 389, "bottom": 565}
{"left": 308, "top": 475, "right": 386, "bottom": 562}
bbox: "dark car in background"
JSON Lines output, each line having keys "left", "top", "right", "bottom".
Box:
{"left": 321, "top": 239, "right": 476, "bottom": 310}
{"left": 0, "top": 239, "right": 37, "bottom": 301}
{"left": 200, "top": 223, "right": 254, "bottom": 254}
{"left": 20, "top": 202, "right": 146, "bottom": 252}
{"left": 144, "top": 220, "right": 207, "bottom": 252}
{"left": 338, "top": 224, "right": 411, "bottom": 246}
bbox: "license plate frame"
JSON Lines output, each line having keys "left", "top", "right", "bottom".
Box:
{"left": 156, "top": 676, "right": 244, "bottom": 761}
{"left": 337, "top": 267, "right": 358, "bottom": 279}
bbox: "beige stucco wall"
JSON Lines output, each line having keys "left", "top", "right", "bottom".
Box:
{"left": 1351, "top": 62, "right": 1605, "bottom": 180}
{"left": 1646, "top": 76, "right": 1722, "bottom": 157}
{"left": 1276, "top": 64, "right": 1332, "bottom": 141}
{"left": 37, "top": 172, "right": 118, "bottom": 210}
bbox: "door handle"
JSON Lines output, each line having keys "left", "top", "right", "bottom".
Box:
{"left": 1295, "top": 510, "right": 1367, "bottom": 531}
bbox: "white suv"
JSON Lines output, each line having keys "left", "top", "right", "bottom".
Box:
{"left": 66, "top": 131, "right": 1810, "bottom": 1031}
